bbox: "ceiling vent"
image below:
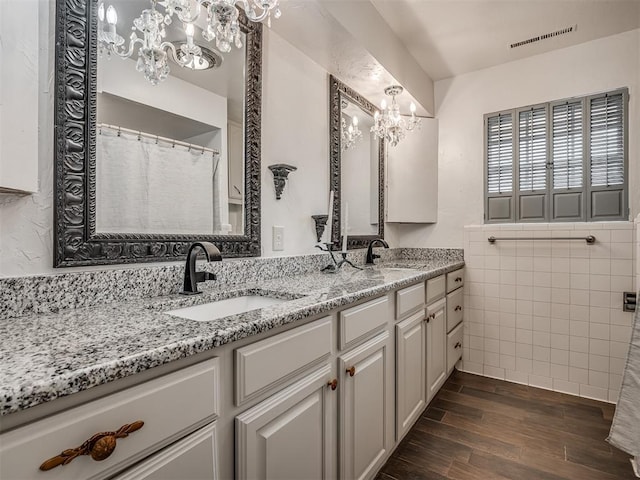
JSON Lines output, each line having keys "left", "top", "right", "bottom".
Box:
{"left": 510, "top": 25, "right": 577, "bottom": 49}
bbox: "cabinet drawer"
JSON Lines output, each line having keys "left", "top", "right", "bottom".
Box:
{"left": 340, "top": 296, "right": 389, "bottom": 350}
{"left": 447, "top": 322, "right": 464, "bottom": 373}
{"left": 426, "top": 275, "right": 446, "bottom": 304}
{"left": 396, "top": 282, "right": 425, "bottom": 319}
{"left": 446, "top": 268, "right": 465, "bottom": 293}
{"left": 114, "top": 423, "right": 218, "bottom": 480}
{"left": 0, "top": 358, "right": 219, "bottom": 480}
{"left": 235, "top": 317, "right": 332, "bottom": 405}
{"left": 446, "top": 288, "right": 464, "bottom": 332}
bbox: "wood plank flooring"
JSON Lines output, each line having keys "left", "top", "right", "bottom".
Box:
{"left": 376, "top": 370, "right": 636, "bottom": 480}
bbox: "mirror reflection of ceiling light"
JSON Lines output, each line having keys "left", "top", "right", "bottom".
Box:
{"left": 97, "top": 0, "right": 280, "bottom": 85}
{"left": 175, "top": 44, "right": 223, "bottom": 70}
{"left": 371, "top": 85, "right": 420, "bottom": 147}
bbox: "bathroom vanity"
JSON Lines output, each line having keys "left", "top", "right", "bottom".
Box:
{"left": 0, "top": 254, "right": 464, "bottom": 480}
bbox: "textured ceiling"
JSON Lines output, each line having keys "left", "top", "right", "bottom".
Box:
{"left": 370, "top": 0, "right": 640, "bottom": 81}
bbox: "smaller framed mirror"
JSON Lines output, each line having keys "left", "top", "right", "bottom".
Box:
{"left": 329, "top": 75, "right": 384, "bottom": 249}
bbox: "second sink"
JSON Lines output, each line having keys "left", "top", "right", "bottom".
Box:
{"left": 165, "top": 295, "right": 288, "bottom": 322}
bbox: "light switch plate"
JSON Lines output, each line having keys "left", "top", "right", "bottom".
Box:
{"left": 272, "top": 226, "right": 284, "bottom": 251}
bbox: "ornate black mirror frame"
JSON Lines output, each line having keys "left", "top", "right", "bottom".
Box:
{"left": 53, "top": 0, "right": 262, "bottom": 267}
{"left": 329, "top": 75, "right": 385, "bottom": 249}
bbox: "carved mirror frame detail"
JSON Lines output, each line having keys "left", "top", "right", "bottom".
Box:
{"left": 54, "top": 0, "right": 262, "bottom": 267}
{"left": 329, "top": 75, "right": 385, "bottom": 249}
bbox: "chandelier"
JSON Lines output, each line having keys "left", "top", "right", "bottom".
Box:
{"left": 371, "top": 85, "right": 420, "bottom": 147}
{"left": 341, "top": 115, "right": 362, "bottom": 151}
{"left": 97, "top": 0, "right": 281, "bottom": 85}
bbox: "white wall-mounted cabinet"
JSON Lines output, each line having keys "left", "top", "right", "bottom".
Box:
{"left": 0, "top": 0, "right": 39, "bottom": 194}
{"left": 386, "top": 118, "right": 439, "bottom": 223}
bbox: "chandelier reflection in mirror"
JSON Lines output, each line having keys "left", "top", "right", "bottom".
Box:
{"left": 341, "top": 115, "right": 362, "bottom": 151}
{"left": 371, "top": 85, "right": 421, "bottom": 147}
{"left": 97, "top": 0, "right": 280, "bottom": 85}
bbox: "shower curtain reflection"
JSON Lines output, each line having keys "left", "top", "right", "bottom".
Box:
{"left": 96, "top": 127, "right": 228, "bottom": 235}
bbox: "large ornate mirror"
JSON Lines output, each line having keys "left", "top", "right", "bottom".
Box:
{"left": 329, "top": 75, "right": 384, "bottom": 249}
{"left": 54, "top": 0, "right": 262, "bottom": 267}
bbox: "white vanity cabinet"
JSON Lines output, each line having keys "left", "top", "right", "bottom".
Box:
{"left": 1, "top": 268, "right": 465, "bottom": 480}
{"left": 236, "top": 365, "right": 336, "bottom": 480}
{"left": 394, "top": 283, "right": 427, "bottom": 442}
{"left": 0, "top": 358, "right": 220, "bottom": 480}
{"left": 446, "top": 267, "right": 465, "bottom": 374}
{"left": 426, "top": 298, "right": 448, "bottom": 402}
{"left": 113, "top": 423, "right": 219, "bottom": 480}
{"left": 339, "top": 331, "right": 392, "bottom": 480}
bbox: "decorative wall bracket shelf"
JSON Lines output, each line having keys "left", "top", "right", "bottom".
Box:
{"left": 268, "top": 164, "right": 297, "bottom": 199}
{"left": 311, "top": 214, "right": 328, "bottom": 243}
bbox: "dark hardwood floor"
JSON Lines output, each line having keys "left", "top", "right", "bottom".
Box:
{"left": 377, "top": 370, "right": 636, "bottom": 480}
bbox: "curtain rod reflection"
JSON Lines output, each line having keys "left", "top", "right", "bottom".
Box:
{"left": 98, "top": 123, "right": 220, "bottom": 156}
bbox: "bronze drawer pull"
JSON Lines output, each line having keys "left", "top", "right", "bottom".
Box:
{"left": 346, "top": 366, "right": 356, "bottom": 377}
{"left": 426, "top": 313, "right": 435, "bottom": 323}
{"left": 454, "top": 342, "right": 462, "bottom": 349}
{"left": 455, "top": 277, "right": 462, "bottom": 282}
{"left": 328, "top": 379, "right": 338, "bottom": 390}
{"left": 39, "top": 421, "right": 144, "bottom": 471}
{"left": 454, "top": 305, "right": 462, "bottom": 312}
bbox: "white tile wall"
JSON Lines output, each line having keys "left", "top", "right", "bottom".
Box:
{"left": 462, "top": 222, "right": 637, "bottom": 403}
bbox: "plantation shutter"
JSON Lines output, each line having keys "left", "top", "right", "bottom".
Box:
{"left": 551, "top": 101, "right": 584, "bottom": 221}
{"left": 588, "top": 91, "right": 627, "bottom": 219}
{"left": 517, "top": 107, "right": 547, "bottom": 221}
{"left": 486, "top": 113, "right": 514, "bottom": 222}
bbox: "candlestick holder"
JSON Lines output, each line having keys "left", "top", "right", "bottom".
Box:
{"left": 315, "top": 240, "right": 362, "bottom": 273}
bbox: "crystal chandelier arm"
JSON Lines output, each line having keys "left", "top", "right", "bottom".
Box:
{"left": 110, "top": 35, "right": 142, "bottom": 59}
{"left": 240, "top": 0, "right": 277, "bottom": 23}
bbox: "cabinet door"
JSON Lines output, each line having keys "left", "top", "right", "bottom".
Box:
{"left": 236, "top": 364, "right": 336, "bottom": 480}
{"left": 426, "top": 299, "right": 447, "bottom": 403}
{"left": 339, "top": 331, "right": 392, "bottom": 480}
{"left": 396, "top": 311, "right": 426, "bottom": 441}
{"left": 114, "top": 423, "right": 218, "bottom": 480}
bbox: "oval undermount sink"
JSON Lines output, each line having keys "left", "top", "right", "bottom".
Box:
{"left": 165, "top": 295, "right": 288, "bottom": 322}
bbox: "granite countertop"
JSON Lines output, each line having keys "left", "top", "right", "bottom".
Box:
{"left": 0, "top": 259, "right": 464, "bottom": 416}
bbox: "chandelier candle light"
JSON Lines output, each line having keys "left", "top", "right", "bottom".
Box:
{"left": 371, "top": 85, "right": 421, "bottom": 147}
{"left": 97, "top": 0, "right": 281, "bottom": 85}
{"left": 341, "top": 115, "right": 362, "bottom": 151}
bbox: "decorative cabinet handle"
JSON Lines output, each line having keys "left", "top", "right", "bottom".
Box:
{"left": 328, "top": 379, "right": 338, "bottom": 390}
{"left": 39, "top": 421, "right": 144, "bottom": 471}
{"left": 346, "top": 366, "right": 356, "bottom": 377}
{"left": 454, "top": 342, "right": 462, "bottom": 349}
{"left": 454, "top": 305, "right": 462, "bottom": 311}
{"left": 455, "top": 277, "right": 462, "bottom": 283}
{"left": 426, "top": 313, "right": 435, "bottom": 323}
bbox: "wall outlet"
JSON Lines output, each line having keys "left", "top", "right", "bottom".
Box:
{"left": 272, "top": 226, "right": 284, "bottom": 251}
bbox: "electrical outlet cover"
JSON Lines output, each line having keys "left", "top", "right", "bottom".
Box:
{"left": 273, "top": 226, "right": 284, "bottom": 251}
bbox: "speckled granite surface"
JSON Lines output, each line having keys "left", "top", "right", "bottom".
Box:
{"left": 0, "top": 248, "right": 462, "bottom": 320}
{"left": 0, "top": 249, "right": 464, "bottom": 416}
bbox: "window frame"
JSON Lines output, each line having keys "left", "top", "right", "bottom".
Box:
{"left": 484, "top": 88, "right": 629, "bottom": 224}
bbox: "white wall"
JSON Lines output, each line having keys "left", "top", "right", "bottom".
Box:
{"left": 260, "top": 29, "right": 330, "bottom": 256}
{"left": 0, "top": 2, "right": 330, "bottom": 277}
{"left": 392, "top": 29, "right": 640, "bottom": 249}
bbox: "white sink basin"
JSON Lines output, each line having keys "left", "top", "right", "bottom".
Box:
{"left": 165, "top": 295, "right": 287, "bottom": 322}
